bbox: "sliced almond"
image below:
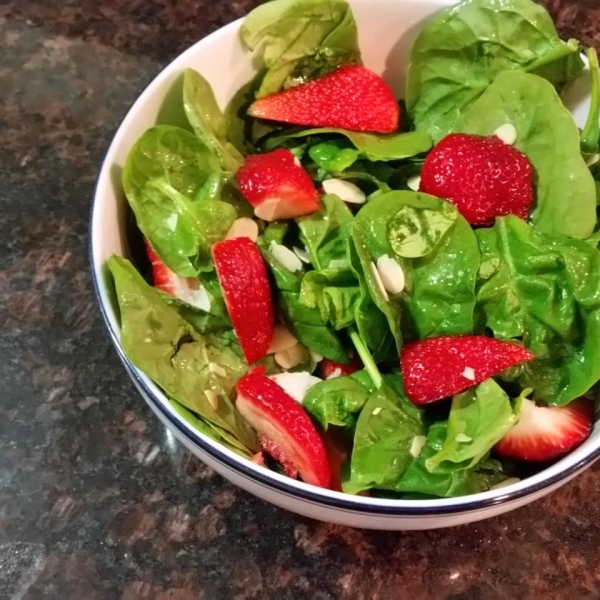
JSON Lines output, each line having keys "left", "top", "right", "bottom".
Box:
{"left": 407, "top": 175, "right": 421, "bottom": 192}
{"left": 455, "top": 433, "right": 473, "bottom": 443}
{"left": 226, "top": 217, "right": 259, "bottom": 242}
{"left": 493, "top": 123, "right": 517, "bottom": 146}
{"left": 254, "top": 197, "right": 282, "bottom": 221}
{"left": 322, "top": 179, "right": 366, "bottom": 204}
{"left": 204, "top": 390, "right": 219, "bottom": 410}
{"left": 309, "top": 350, "right": 323, "bottom": 364}
{"left": 268, "top": 325, "right": 298, "bottom": 354}
{"left": 410, "top": 435, "right": 427, "bottom": 458}
{"left": 326, "top": 368, "right": 343, "bottom": 380}
{"left": 293, "top": 246, "right": 311, "bottom": 264}
{"left": 376, "top": 255, "right": 405, "bottom": 295}
{"left": 368, "top": 261, "right": 389, "bottom": 301}
{"left": 462, "top": 367, "right": 476, "bottom": 381}
{"left": 270, "top": 242, "right": 303, "bottom": 273}
{"left": 274, "top": 344, "right": 309, "bottom": 370}
{"left": 208, "top": 363, "right": 228, "bottom": 378}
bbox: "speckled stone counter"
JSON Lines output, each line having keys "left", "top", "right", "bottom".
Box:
{"left": 2, "top": 1, "right": 600, "bottom": 598}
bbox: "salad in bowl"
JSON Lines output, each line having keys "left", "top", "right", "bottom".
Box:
{"left": 106, "top": 0, "right": 600, "bottom": 503}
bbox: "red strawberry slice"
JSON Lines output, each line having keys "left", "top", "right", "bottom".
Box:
{"left": 248, "top": 65, "right": 399, "bottom": 133}
{"left": 236, "top": 369, "right": 332, "bottom": 488}
{"left": 259, "top": 436, "right": 299, "bottom": 480}
{"left": 212, "top": 237, "right": 274, "bottom": 364}
{"left": 494, "top": 398, "right": 593, "bottom": 461}
{"left": 236, "top": 149, "right": 320, "bottom": 221}
{"left": 318, "top": 356, "right": 363, "bottom": 380}
{"left": 401, "top": 335, "right": 535, "bottom": 405}
{"left": 144, "top": 239, "right": 210, "bottom": 309}
{"left": 419, "top": 133, "right": 534, "bottom": 226}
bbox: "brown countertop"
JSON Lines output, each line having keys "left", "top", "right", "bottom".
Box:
{"left": 1, "top": 1, "right": 600, "bottom": 598}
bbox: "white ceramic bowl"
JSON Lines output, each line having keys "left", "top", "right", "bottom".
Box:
{"left": 91, "top": 0, "right": 600, "bottom": 530}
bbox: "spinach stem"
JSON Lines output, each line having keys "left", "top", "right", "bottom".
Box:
{"left": 581, "top": 47, "right": 600, "bottom": 155}
{"left": 348, "top": 327, "right": 383, "bottom": 390}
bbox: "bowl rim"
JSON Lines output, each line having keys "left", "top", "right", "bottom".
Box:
{"left": 90, "top": 2, "right": 600, "bottom": 516}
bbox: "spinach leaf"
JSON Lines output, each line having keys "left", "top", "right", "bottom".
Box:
{"left": 303, "top": 374, "right": 371, "bottom": 431}
{"left": 476, "top": 216, "right": 600, "bottom": 404}
{"left": 300, "top": 268, "right": 360, "bottom": 330}
{"left": 265, "top": 128, "right": 432, "bottom": 162}
{"left": 183, "top": 69, "right": 245, "bottom": 172}
{"left": 406, "top": 0, "right": 583, "bottom": 142}
{"left": 351, "top": 191, "right": 478, "bottom": 343}
{"left": 258, "top": 238, "right": 348, "bottom": 362}
{"left": 297, "top": 193, "right": 353, "bottom": 269}
{"left": 308, "top": 140, "right": 360, "bottom": 174}
{"left": 456, "top": 70, "right": 596, "bottom": 239}
{"left": 347, "top": 239, "right": 397, "bottom": 363}
{"left": 122, "top": 126, "right": 237, "bottom": 276}
{"left": 395, "top": 422, "right": 508, "bottom": 497}
{"left": 426, "top": 380, "right": 519, "bottom": 473}
{"left": 406, "top": 216, "right": 480, "bottom": 338}
{"left": 241, "top": 0, "right": 360, "bottom": 98}
{"left": 343, "top": 383, "right": 425, "bottom": 494}
{"left": 171, "top": 400, "right": 254, "bottom": 459}
{"left": 108, "top": 256, "right": 258, "bottom": 452}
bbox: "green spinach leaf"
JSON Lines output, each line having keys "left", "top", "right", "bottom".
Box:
{"left": 122, "top": 126, "right": 237, "bottom": 276}
{"left": 108, "top": 256, "right": 258, "bottom": 452}
{"left": 344, "top": 383, "right": 425, "bottom": 493}
{"left": 396, "top": 422, "right": 508, "bottom": 497}
{"left": 426, "top": 380, "right": 519, "bottom": 473}
{"left": 303, "top": 374, "right": 371, "bottom": 431}
{"left": 456, "top": 70, "right": 596, "bottom": 239}
{"left": 241, "top": 0, "right": 361, "bottom": 98}
{"left": 476, "top": 216, "right": 600, "bottom": 404}
{"left": 265, "top": 128, "right": 432, "bottom": 162}
{"left": 183, "top": 69, "right": 245, "bottom": 172}
{"left": 406, "top": 0, "right": 583, "bottom": 142}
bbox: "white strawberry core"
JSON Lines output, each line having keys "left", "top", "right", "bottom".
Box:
{"left": 376, "top": 255, "right": 405, "bottom": 295}
{"left": 270, "top": 242, "right": 303, "bottom": 273}
{"left": 494, "top": 123, "right": 517, "bottom": 146}
{"left": 269, "top": 372, "right": 322, "bottom": 404}
{"left": 322, "top": 179, "right": 366, "bottom": 204}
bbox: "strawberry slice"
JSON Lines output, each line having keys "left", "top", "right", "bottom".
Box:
{"left": 419, "top": 133, "right": 534, "bottom": 226}
{"left": 236, "top": 369, "right": 332, "bottom": 488}
{"left": 248, "top": 65, "right": 399, "bottom": 133}
{"left": 212, "top": 237, "right": 274, "bottom": 364}
{"left": 259, "top": 436, "right": 299, "bottom": 480}
{"left": 144, "top": 239, "right": 210, "bottom": 310}
{"left": 401, "top": 335, "right": 535, "bottom": 405}
{"left": 495, "top": 398, "right": 593, "bottom": 461}
{"left": 318, "top": 356, "right": 362, "bottom": 380}
{"left": 236, "top": 149, "right": 320, "bottom": 221}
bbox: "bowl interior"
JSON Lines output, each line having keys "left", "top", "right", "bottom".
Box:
{"left": 91, "top": 0, "right": 599, "bottom": 509}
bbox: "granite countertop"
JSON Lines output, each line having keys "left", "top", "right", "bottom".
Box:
{"left": 2, "top": 1, "right": 600, "bottom": 598}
